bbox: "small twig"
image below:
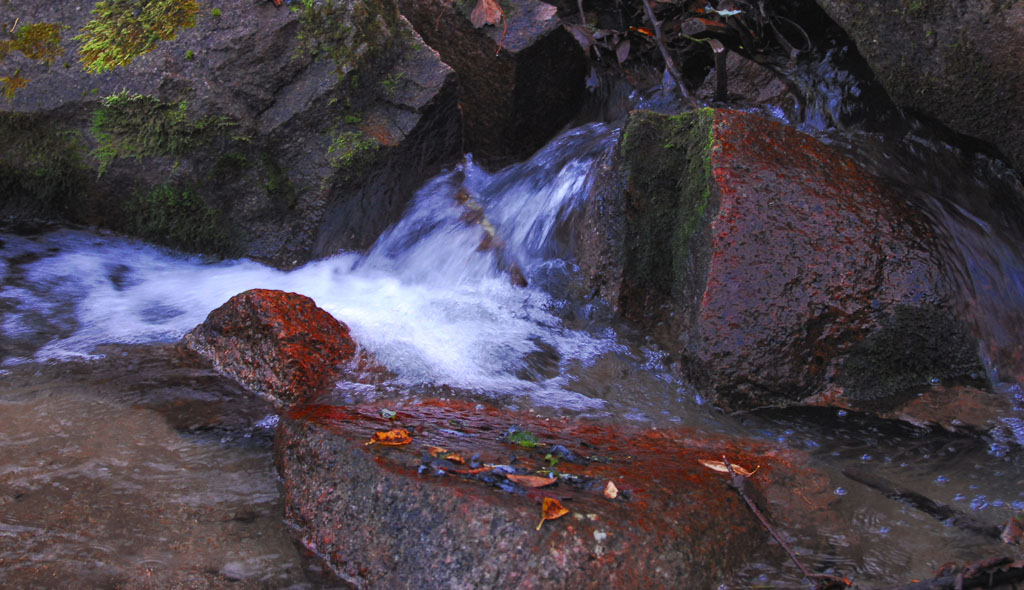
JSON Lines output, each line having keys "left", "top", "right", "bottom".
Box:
{"left": 577, "top": 0, "right": 586, "bottom": 25}
{"left": 640, "top": 0, "right": 697, "bottom": 108}
{"left": 435, "top": 0, "right": 455, "bottom": 30}
{"left": 722, "top": 455, "right": 814, "bottom": 581}
{"left": 495, "top": 5, "right": 507, "bottom": 56}
{"left": 10, "top": 17, "right": 19, "bottom": 33}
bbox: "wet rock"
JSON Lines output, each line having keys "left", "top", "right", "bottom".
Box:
{"left": 274, "top": 398, "right": 831, "bottom": 589}
{"left": 1, "top": 0, "right": 460, "bottom": 267}
{"left": 587, "top": 108, "right": 985, "bottom": 412}
{"left": 812, "top": 0, "right": 1024, "bottom": 176}
{"left": 697, "top": 51, "right": 800, "bottom": 123}
{"left": 183, "top": 289, "right": 356, "bottom": 407}
{"left": 398, "top": 0, "right": 587, "bottom": 168}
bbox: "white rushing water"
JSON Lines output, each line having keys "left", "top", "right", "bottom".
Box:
{"left": 1, "top": 123, "right": 628, "bottom": 410}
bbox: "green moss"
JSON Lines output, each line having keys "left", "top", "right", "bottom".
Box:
{"left": 294, "top": 0, "right": 404, "bottom": 84}
{"left": 261, "top": 151, "right": 298, "bottom": 209}
{"left": 5, "top": 22, "right": 66, "bottom": 65}
{"left": 327, "top": 129, "right": 380, "bottom": 181}
{"left": 0, "top": 112, "right": 90, "bottom": 217}
{"left": 620, "top": 108, "right": 717, "bottom": 305}
{"left": 504, "top": 429, "right": 539, "bottom": 448}
{"left": 121, "top": 183, "right": 229, "bottom": 253}
{"left": 211, "top": 8, "right": 222, "bottom": 17}
{"left": 91, "top": 91, "right": 236, "bottom": 175}
{"left": 75, "top": 0, "right": 200, "bottom": 74}
{"left": 0, "top": 22, "right": 66, "bottom": 100}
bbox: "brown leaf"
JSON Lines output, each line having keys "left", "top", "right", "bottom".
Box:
{"left": 534, "top": 3, "right": 557, "bottom": 21}
{"left": 470, "top": 0, "right": 502, "bottom": 28}
{"left": 698, "top": 459, "right": 757, "bottom": 477}
{"left": 365, "top": 428, "right": 412, "bottom": 446}
{"left": 615, "top": 39, "right": 630, "bottom": 64}
{"left": 603, "top": 480, "right": 619, "bottom": 499}
{"left": 507, "top": 474, "right": 556, "bottom": 488}
{"left": 536, "top": 497, "right": 569, "bottom": 530}
{"left": 427, "top": 446, "right": 466, "bottom": 463}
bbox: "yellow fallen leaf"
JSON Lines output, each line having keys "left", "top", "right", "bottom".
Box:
{"left": 365, "top": 428, "right": 412, "bottom": 446}
{"left": 698, "top": 459, "right": 758, "bottom": 477}
{"left": 536, "top": 497, "right": 569, "bottom": 530}
{"left": 603, "top": 480, "right": 619, "bottom": 499}
{"left": 507, "top": 474, "right": 556, "bottom": 488}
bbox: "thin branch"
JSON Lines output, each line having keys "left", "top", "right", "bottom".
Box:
{"left": 640, "top": 0, "right": 697, "bottom": 108}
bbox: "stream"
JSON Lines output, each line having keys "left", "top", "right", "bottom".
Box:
{"left": 3, "top": 112, "right": 1024, "bottom": 587}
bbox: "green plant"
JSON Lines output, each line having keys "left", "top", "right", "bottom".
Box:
{"left": 121, "top": 183, "right": 228, "bottom": 253}
{"left": 75, "top": 0, "right": 200, "bottom": 74}
{"left": 294, "top": 0, "right": 404, "bottom": 83}
{"left": 327, "top": 129, "right": 379, "bottom": 180}
{"left": 91, "top": 90, "right": 235, "bottom": 175}
{"left": 0, "top": 22, "right": 66, "bottom": 100}
{"left": 211, "top": 7, "right": 222, "bottom": 17}
{"left": 185, "top": 49, "right": 195, "bottom": 60}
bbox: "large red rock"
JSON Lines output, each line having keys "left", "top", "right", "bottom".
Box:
{"left": 183, "top": 289, "right": 356, "bottom": 407}
{"left": 591, "top": 108, "right": 985, "bottom": 412}
{"left": 274, "top": 398, "right": 833, "bottom": 589}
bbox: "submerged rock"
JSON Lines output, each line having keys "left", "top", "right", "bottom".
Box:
{"left": 584, "top": 108, "right": 985, "bottom": 413}
{"left": 183, "top": 289, "right": 356, "bottom": 408}
{"left": 398, "top": 0, "right": 587, "bottom": 168}
{"left": 0, "top": 0, "right": 460, "bottom": 267}
{"left": 274, "top": 398, "right": 832, "bottom": 589}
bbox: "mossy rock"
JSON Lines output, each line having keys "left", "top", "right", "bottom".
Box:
{"left": 618, "top": 108, "right": 716, "bottom": 319}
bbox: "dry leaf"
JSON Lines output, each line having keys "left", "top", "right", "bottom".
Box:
{"left": 470, "top": 0, "right": 502, "bottom": 28}
{"left": 507, "top": 474, "right": 556, "bottom": 488}
{"left": 534, "top": 3, "right": 557, "bottom": 21}
{"left": 698, "top": 459, "right": 758, "bottom": 477}
{"left": 536, "top": 497, "right": 570, "bottom": 530}
{"left": 603, "top": 480, "right": 619, "bottom": 499}
{"left": 615, "top": 39, "right": 630, "bottom": 64}
{"left": 365, "top": 428, "right": 412, "bottom": 446}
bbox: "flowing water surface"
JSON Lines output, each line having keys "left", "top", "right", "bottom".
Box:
{"left": 3, "top": 120, "right": 1024, "bottom": 588}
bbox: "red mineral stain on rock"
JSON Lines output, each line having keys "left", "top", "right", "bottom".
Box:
{"left": 613, "top": 108, "right": 984, "bottom": 414}
{"left": 275, "top": 398, "right": 835, "bottom": 589}
{"left": 183, "top": 289, "right": 357, "bottom": 408}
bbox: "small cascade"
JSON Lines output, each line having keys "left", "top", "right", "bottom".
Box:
{"left": 0, "top": 122, "right": 647, "bottom": 414}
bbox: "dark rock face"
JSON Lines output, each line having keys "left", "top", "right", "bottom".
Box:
{"left": 398, "top": 0, "right": 587, "bottom": 168}
{"left": 274, "top": 398, "right": 831, "bottom": 589}
{"left": 1, "top": 0, "right": 460, "bottom": 267}
{"left": 813, "top": 0, "right": 1024, "bottom": 176}
{"left": 593, "top": 108, "right": 984, "bottom": 412}
{"left": 183, "top": 289, "right": 356, "bottom": 407}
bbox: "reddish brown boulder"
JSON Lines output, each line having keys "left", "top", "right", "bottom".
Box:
{"left": 397, "top": 0, "right": 586, "bottom": 168}
{"left": 597, "top": 108, "right": 985, "bottom": 412}
{"left": 183, "top": 289, "right": 356, "bottom": 407}
{"left": 274, "top": 398, "right": 833, "bottom": 589}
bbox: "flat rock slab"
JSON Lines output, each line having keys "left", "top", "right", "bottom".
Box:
{"left": 274, "top": 398, "right": 833, "bottom": 589}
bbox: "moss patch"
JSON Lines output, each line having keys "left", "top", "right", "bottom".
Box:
{"left": 91, "top": 91, "right": 236, "bottom": 174}
{"left": 294, "top": 0, "right": 405, "bottom": 84}
{"left": 1, "top": 22, "right": 66, "bottom": 100}
{"left": 839, "top": 306, "right": 985, "bottom": 412}
{"left": 0, "top": 112, "right": 90, "bottom": 218}
{"left": 76, "top": 0, "right": 200, "bottom": 74}
{"left": 619, "top": 109, "right": 717, "bottom": 306}
{"left": 327, "top": 129, "right": 380, "bottom": 181}
{"left": 121, "top": 183, "right": 229, "bottom": 254}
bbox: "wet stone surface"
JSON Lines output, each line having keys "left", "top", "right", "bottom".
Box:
{"left": 0, "top": 344, "right": 338, "bottom": 590}
{"left": 274, "top": 397, "right": 836, "bottom": 589}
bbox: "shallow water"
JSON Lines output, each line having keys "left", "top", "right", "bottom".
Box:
{"left": 0, "top": 345, "right": 338, "bottom": 590}
{"left": 3, "top": 116, "right": 1024, "bottom": 587}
